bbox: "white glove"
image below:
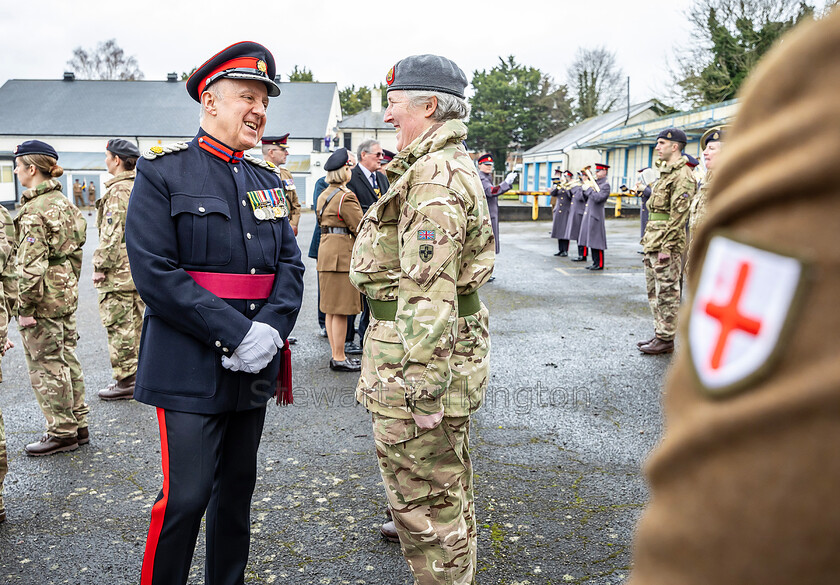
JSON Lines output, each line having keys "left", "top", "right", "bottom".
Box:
{"left": 504, "top": 172, "right": 517, "bottom": 185}
{"left": 227, "top": 321, "right": 283, "bottom": 374}
{"left": 221, "top": 352, "right": 247, "bottom": 372}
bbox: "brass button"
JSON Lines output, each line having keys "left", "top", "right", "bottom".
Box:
{"left": 215, "top": 340, "right": 221, "bottom": 347}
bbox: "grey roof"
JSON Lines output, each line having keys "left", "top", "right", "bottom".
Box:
{"left": 337, "top": 109, "right": 391, "bottom": 130}
{"left": 524, "top": 101, "right": 662, "bottom": 156}
{"left": 0, "top": 79, "right": 337, "bottom": 139}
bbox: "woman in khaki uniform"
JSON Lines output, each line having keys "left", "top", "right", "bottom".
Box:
{"left": 317, "top": 148, "right": 363, "bottom": 372}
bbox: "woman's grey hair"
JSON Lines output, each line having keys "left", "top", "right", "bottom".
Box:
{"left": 404, "top": 90, "right": 470, "bottom": 122}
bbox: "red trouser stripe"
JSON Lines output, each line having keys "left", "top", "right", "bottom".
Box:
{"left": 141, "top": 408, "right": 171, "bottom": 585}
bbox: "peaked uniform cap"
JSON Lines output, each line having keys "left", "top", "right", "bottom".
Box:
{"left": 700, "top": 125, "right": 728, "bottom": 150}
{"left": 187, "top": 41, "right": 280, "bottom": 102}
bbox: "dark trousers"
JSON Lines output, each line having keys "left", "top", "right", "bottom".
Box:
{"left": 591, "top": 249, "right": 604, "bottom": 268}
{"left": 357, "top": 296, "right": 371, "bottom": 344}
{"left": 141, "top": 406, "right": 267, "bottom": 585}
{"left": 577, "top": 244, "right": 588, "bottom": 259}
{"left": 557, "top": 239, "right": 569, "bottom": 253}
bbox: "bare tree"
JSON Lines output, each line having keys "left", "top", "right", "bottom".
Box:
{"left": 67, "top": 39, "right": 144, "bottom": 80}
{"left": 567, "top": 47, "right": 624, "bottom": 121}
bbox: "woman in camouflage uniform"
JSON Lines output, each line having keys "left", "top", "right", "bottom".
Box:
{"left": 94, "top": 139, "right": 145, "bottom": 400}
{"left": 0, "top": 195, "right": 17, "bottom": 522}
{"left": 12, "top": 140, "right": 88, "bottom": 457}
{"left": 350, "top": 55, "right": 494, "bottom": 585}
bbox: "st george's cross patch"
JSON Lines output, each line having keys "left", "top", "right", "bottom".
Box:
{"left": 688, "top": 235, "right": 807, "bottom": 397}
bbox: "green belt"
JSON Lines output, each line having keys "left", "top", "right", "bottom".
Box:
{"left": 48, "top": 256, "right": 66, "bottom": 266}
{"left": 649, "top": 212, "right": 670, "bottom": 221}
{"left": 369, "top": 292, "right": 481, "bottom": 321}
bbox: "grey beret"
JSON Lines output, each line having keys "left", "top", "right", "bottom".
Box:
{"left": 107, "top": 138, "right": 141, "bottom": 159}
{"left": 385, "top": 54, "right": 468, "bottom": 99}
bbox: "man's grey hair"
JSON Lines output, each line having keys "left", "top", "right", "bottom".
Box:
{"left": 357, "top": 139, "right": 381, "bottom": 161}
{"left": 404, "top": 90, "right": 470, "bottom": 122}
{"left": 198, "top": 81, "right": 228, "bottom": 122}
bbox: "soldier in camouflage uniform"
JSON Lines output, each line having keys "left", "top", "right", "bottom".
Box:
{"left": 261, "top": 135, "right": 301, "bottom": 234}
{"left": 689, "top": 126, "right": 727, "bottom": 240}
{"left": 12, "top": 140, "right": 88, "bottom": 456}
{"left": 94, "top": 139, "right": 145, "bottom": 400}
{"left": 0, "top": 199, "right": 18, "bottom": 522}
{"left": 639, "top": 128, "right": 697, "bottom": 355}
{"left": 350, "top": 55, "right": 494, "bottom": 585}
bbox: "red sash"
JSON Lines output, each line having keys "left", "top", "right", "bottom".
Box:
{"left": 186, "top": 270, "right": 293, "bottom": 405}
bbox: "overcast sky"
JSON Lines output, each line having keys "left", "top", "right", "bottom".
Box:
{"left": 0, "top": 0, "right": 826, "bottom": 107}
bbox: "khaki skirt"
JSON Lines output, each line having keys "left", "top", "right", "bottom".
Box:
{"left": 318, "top": 270, "right": 361, "bottom": 315}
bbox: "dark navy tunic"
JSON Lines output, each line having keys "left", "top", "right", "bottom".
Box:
{"left": 126, "top": 130, "right": 305, "bottom": 414}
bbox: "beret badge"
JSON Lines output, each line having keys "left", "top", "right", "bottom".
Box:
{"left": 386, "top": 66, "right": 395, "bottom": 86}
{"left": 667, "top": 131, "right": 672, "bottom": 139}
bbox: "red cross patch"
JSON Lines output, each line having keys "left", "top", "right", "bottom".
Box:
{"left": 688, "top": 235, "right": 805, "bottom": 396}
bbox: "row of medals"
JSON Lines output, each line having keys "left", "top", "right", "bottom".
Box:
{"left": 253, "top": 205, "right": 284, "bottom": 221}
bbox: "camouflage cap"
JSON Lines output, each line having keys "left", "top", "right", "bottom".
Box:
{"left": 385, "top": 54, "right": 468, "bottom": 99}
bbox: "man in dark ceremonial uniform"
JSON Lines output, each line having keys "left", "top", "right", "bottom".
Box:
{"left": 126, "top": 41, "right": 304, "bottom": 585}
{"left": 550, "top": 169, "right": 572, "bottom": 256}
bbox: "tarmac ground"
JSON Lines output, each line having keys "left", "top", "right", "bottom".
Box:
{"left": 0, "top": 209, "right": 670, "bottom": 584}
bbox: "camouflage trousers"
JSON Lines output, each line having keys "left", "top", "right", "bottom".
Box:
{"left": 0, "top": 407, "right": 6, "bottom": 511}
{"left": 98, "top": 290, "right": 144, "bottom": 380}
{"left": 644, "top": 251, "right": 683, "bottom": 341}
{"left": 373, "top": 414, "right": 477, "bottom": 585}
{"left": 20, "top": 314, "right": 89, "bottom": 438}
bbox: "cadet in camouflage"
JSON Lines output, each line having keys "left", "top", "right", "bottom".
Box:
{"left": 0, "top": 200, "right": 17, "bottom": 521}
{"left": 639, "top": 128, "right": 697, "bottom": 354}
{"left": 687, "top": 126, "right": 727, "bottom": 257}
{"left": 261, "top": 135, "right": 301, "bottom": 234}
{"left": 94, "top": 139, "right": 145, "bottom": 400}
{"left": 12, "top": 141, "right": 89, "bottom": 456}
{"left": 350, "top": 54, "right": 494, "bottom": 585}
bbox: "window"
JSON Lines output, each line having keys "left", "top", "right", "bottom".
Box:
{"left": 312, "top": 138, "right": 321, "bottom": 152}
{"left": 344, "top": 133, "right": 352, "bottom": 153}
{"left": 0, "top": 164, "right": 12, "bottom": 183}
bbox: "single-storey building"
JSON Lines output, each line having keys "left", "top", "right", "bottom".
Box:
{"left": 0, "top": 73, "right": 343, "bottom": 206}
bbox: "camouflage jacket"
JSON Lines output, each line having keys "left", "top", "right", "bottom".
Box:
{"left": 689, "top": 170, "right": 713, "bottom": 236}
{"left": 0, "top": 205, "right": 17, "bottom": 344}
{"left": 642, "top": 157, "right": 696, "bottom": 254}
{"left": 15, "top": 179, "right": 87, "bottom": 318}
{"left": 94, "top": 170, "right": 136, "bottom": 292}
{"left": 277, "top": 167, "right": 301, "bottom": 229}
{"left": 349, "top": 120, "right": 495, "bottom": 419}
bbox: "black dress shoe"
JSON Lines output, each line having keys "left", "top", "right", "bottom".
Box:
{"left": 589, "top": 265, "right": 604, "bottom": 271}
{"left": 559, "top": 251, "right": 568, "bottom": 257}
{"left": 330, "top": 359, "right": 361, "bottom": 372}
{"left": 344, "top": 342, "right": 363, "bottom": 355}
{"left": 381, "top": 520, "right": 400, "bottom": 543}
{"left": 571, "top": 257, "right": 586, "bottom": 262}
{"left": 553, "top": 252, "right": 563, "bottom": 256}
{"left": 488, "top": 276, "right": 496, "bottom": 282}
{"left": 287, "top": 336, "right": 297, "bottom": 345}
